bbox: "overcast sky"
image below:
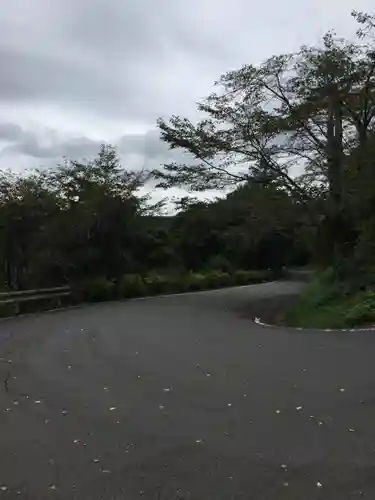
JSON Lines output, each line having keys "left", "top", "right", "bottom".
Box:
{"left": 0, "top": 0, "right": 374, "bottom": 202}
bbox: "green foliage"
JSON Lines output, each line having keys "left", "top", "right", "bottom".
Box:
{"left": 78, "top": 269, "right": 273, "bottom": 304}
{"left": 0, "top": 266, "right": 276, "bottom": 318}
{"left": 205, "top": 254, "right": 233, "bottom": 273}
{"left": 0, "top": 145, "right": 155, "bottom": 289}
{"left": 232, "top": 269, "right": 273, "bottom": 285}
{"left": 0, "top": 139, "right": 312, "bottom": 294}
{"left": 0, "top": 302, "right": 19, "bottom": 318}
{"left": 181, "top": 269, "right": 273, "bottom": 292}
{"left": 185, "top": 272, "right": 207, "bottom": 291}
{"left": 233, "top": 270, "right": 253, "bottom": 286}
{"left": 298, "top": 268, "right": 342, "bottom": 308}
{"left": 143, "top": 272, "right": 181, "bottom": 295}
{"left": 117, "top": 274, "right": 147, "bottom": 298}
{"left": 203, "top": 270, "right": 233, "bottom": 289}
{"left": 80, "top": 277, "right": 115, "bottom": 302}
{"left": 285, "top": 270, "right": 375, "bottom": 328}
{"left": 124, "top": 269, "right": 273, "bottom": 298}
{"left": 152, "top": 11, "right": 375, "bottom": 275}
{"left": 344, "top": 293, "right": 375, "bottom": 326}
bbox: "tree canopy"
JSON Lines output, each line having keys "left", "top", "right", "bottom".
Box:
{"left": 152, "top": 11, "right": 375, "bottom": 273}
{"left": 0, "top": 143, "right": 309, "bottom": 291}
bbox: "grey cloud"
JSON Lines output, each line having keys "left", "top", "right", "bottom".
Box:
{"left": 118, "top": 130, "right": 170, "bottom": 160}
{"left": 0, "top": 124, "right": 101, "bottom": 160}
{"left": 0, "top": 0, "right": 196, "bottom": 123}
{"left": 0, "top": 123, "right": 23, "bottom": 142}
{"left": 0, "top": 45, "right": 141, "bottom": 119}
{"left": 0, "top": 122, "right": 189, "bottom": 174}
{"left": 1, "top": 0, "right": 374, "bottom": 178}
{"left": 0, "top": 0, "right": 266, "bottom": 125}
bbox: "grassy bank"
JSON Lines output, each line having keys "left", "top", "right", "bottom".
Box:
{"left": 284, "top": 269, "right": 375, "bottom": 329}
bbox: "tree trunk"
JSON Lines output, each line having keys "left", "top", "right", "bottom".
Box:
{"left": 325, "top": 93, "right": 346, "bottom": 261}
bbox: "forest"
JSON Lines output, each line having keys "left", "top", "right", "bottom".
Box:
{"left": 0, "top": 144, "right": 295, "bottom": 293}
{"left": 1, "top": 10, "right": 375, "bottom": 326}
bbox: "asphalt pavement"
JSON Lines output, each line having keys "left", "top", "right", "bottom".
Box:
{"left": 1, "top": 281, "right": 375, "bottom": 499}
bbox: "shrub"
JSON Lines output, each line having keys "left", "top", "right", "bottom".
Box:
{"left": 147, "top": 272, "right": 186, "bottom": 294}
{"left": 81, "top": 277, "right": 115, "bottom": 302}
{"left": 186, "top": 272, "right": 207, "bottom": 291}
{"left": 284, "top": 269, "right": 375, "bottom": 329}
{"left": 0, "top": 301, "right": 19, "bottom": 318}
{"left": 233, "top": 269, "right": 273, "bottom": 285}
{"left": 205, "top": 255, "right": 233, "bottom": 273}
{"left": 143, "top": 273, "right": 165, "bottom": 295}
{"left": 175, "top": 273, "right": 194, "bottom": 293}
{"left": 117, "top": 274, "right": 146, "bottom": 298}
{"left": 344, "top": 292, "right": 375, "bottom": 327}
{"left": 301, "top": 278, "right": 342, "bottom": 309}
{"left": 204, "top": 270, "right": 233, "bottom": 289}
{"left": 247, "top": 270, "right": 272, "bottom": 283}
{"left": 233, "top": 270, "right": 252, "bottom": 285}
{"left": 73, "top": 267, "right": 275, "bottom": 305}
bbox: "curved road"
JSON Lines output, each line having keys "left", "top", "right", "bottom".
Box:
{"left": 1, "top": 281, "right": 375, "bottom": 499}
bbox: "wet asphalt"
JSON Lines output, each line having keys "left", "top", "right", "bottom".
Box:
{"left": 1, "top": 281, "right": 375, "bottom": 499}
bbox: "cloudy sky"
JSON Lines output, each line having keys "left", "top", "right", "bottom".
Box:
{"left": 0, "top": 0, "right": 374, "bottom": 202}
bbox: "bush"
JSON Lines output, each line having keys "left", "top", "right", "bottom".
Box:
{"left": 233, "top": 270, "right": 252, "bottom": 285}
{"left": 143, "top": 273, "right": 165, "bottom": 295}
{"left": 233, "top": 269, "right": 273, "bottom": 285}
{"left": 344, "top": 292, "right": 375, "bottom": 327}
{"left": 143, "top": 272, "right": 181, "bottom": 295}
{"left": 168, "top": 273, "right": 192, "bottom": 293}
{"left": 117, "top": 274, "right": 146, "bottom": 298}
{"left": 186, "top": 272, "right": 207, "bottom": 291}
{"left": 284, "top": 268, "right": 375, "bottom": 329}
{"left": 204, "top": 270, "right": 233, "bottom": 289}
{"left": 79, "top": 277, "right": 115, "bottom": 302}
{"left": 0, "top": 301, "right": 19, "bottom": 318}
{"left": 70, "top": 267, "right": 275, "bottom": 306}
{"left": 205, "top": 255, "right": 233, "bottom": 273}
{"left": 301, "top": 274, "right": 343, "bottom": 309}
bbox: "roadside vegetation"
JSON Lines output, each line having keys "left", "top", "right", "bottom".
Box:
{"left": 2, "top": 10, "right": 375, "bottom": 326}
{"left": 78, "top": 269, "right": 275, "bottom": 303}
{"left": 150, "top": 10, "right": 375, "bottom": 328}
{"left": 284, "top": 268, "right": 375, "bottom": 328}
{"left": 0, "top": 144, "right": 291, "bottom": 313}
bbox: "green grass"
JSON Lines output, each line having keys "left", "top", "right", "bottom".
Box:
{"left": 284, "top": 270, "right": 375, "bottom": 329}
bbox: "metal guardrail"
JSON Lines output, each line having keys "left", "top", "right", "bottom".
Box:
{"left": 0, "top": 286, "right": 71, "bottom": 315}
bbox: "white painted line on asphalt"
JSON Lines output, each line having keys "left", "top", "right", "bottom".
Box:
{"left": 253, "top": 316, "right": 375, "bottom": 332}
{"left": 126, "top": 281, "right": 278, "bottom": 301}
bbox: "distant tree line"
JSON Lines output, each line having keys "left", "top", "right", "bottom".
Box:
{"left": 0, "top": 143, "right": 309, "bottom": 290}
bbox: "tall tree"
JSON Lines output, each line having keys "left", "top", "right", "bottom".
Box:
{"left": 152, "top": 12, "right": 375, "bottom": 263}
{"left": 45, "top": 144, "right": 148, "bottom": 281}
